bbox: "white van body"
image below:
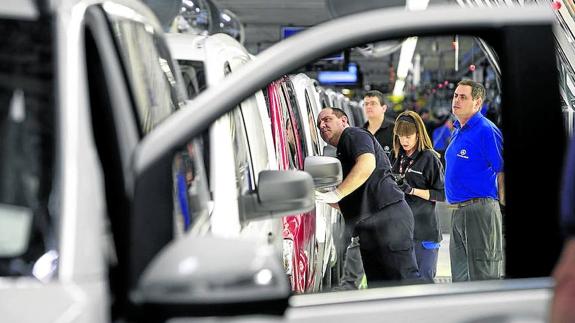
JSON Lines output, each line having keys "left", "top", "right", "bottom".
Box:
{"left": 0, "top": 0, "right": 185, "bottom": 322}
{"left": 166, "top": 33, "right": 284, "bottom": 251}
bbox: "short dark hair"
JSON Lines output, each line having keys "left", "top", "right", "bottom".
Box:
{"left": 457, "top": 79, "right": 486, "bottom": 101}
{"left": 364, "top": 90, "right": 386, "bottom": 106}
{"left": 317, "top": 107, "right": 348, "bottom": 128}
{"left": 329, "top": 107, "right": 348, "bottom": 119}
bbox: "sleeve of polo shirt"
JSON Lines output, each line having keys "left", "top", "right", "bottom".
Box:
{"left": 426, "top": 151, "right": 446, "bottom": 202}
{"left": 481, "top": 125, "right": 504, "bottom": 173}
{"left": 346, "top": 129, "right": 376, "bottom": 160}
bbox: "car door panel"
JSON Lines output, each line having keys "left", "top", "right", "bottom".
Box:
{"left": 131, "top": 5, "right": 562, "bottom": 320}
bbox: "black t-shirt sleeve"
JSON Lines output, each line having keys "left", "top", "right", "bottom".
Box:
{"left": 425, "top": 151, "right": 445, "bottom": 202}
{"left": 344, "top": 128, "right": 375, "bottom": 160}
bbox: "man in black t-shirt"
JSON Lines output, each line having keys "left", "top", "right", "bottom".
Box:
{"left": 316, "top": 107, "right": 420, "bottom": 283}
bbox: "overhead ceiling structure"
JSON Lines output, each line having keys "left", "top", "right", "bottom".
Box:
{"left": 212, "top": 0, "right": 330, "bottom": 53}
{"left": 209, "top": 0, "right": 480, "bottom": 92}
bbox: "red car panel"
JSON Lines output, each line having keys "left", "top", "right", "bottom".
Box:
{"left": 266, "top": 79, "right": 317, "bottom": 293}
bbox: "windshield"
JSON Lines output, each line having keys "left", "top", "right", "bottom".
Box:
{"left": 0, "top": 16, "right": 56, "bottom": 279}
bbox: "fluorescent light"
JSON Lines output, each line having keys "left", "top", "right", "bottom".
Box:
{"left": 393, "top": 79, "right": 406, "bottom": 96}
{"left": 393, "top": 0, "right": 429, "bottom": 96}
{"left": 393, "top": 37, "right": 418, "bottom": 96}
{"left": 413, "top": 54, "right": 421, "bottom": 86}
{"left": 396, "top": 37, "right": 418, "bottom": 78}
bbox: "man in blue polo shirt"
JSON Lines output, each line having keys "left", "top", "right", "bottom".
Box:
{"left": 445, "top": 79, "right": 504, "bottom": 281}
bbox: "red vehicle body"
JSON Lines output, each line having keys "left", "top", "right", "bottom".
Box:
{"left": 266, "top": 78, "right": 318, "bottom": 293}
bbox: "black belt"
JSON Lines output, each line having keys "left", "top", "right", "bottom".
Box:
{"left": 447, "top": 198, "right": 485, "bottom": 209}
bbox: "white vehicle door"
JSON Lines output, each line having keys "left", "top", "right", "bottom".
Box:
{"left": 128, "top": 5, "right": 565, "bottom": 322}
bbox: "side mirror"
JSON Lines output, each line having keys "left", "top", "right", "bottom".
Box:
{"left": 133, "top": 235, "right": 290, "bottom": 318}
{"left": 304, "top": 156, "right": 343, "bottom": 190}
{"left": 240, "top": 170, "right": 315, "bottom": 222}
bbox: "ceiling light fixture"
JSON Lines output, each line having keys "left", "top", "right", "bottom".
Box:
{"left": 392, "top": 0, "right": 429, "bottom": 96}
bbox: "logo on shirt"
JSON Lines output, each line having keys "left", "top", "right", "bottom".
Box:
{"left": 457, "top": 149, "right": 469, "bottom": 159}
{"left": 384, "top": 146, "right": 390, "bottom": 152}
{"left": 407, "top": 169, "right": 423, "bottom": 175}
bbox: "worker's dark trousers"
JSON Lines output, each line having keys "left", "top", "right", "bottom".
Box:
{"left": 339, "top": 233, "right": 365, "bottom": 289}
{"left": 356, "top": 200, "right": 421, "bottom": 283}
{"left": 414, "top": 240, "right": 439, "bottom": 281}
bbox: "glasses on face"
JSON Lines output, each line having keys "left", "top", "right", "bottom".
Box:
{"left": 364, "top": 101, "right": 380, "bottom": 107}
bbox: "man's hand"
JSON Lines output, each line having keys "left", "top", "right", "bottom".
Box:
{"left": 315, "top": 189, "right": 342, "bottom": 204}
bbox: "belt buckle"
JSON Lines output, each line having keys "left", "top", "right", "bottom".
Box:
{"left": 449, "top": 198, "right": 477, "bottom": 209}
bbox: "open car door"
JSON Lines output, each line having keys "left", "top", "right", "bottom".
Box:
{"left": 127, "top": 4, "right": 564, "bottom": 322}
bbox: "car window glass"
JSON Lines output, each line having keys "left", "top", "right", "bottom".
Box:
{"left": 103, "top": 5, "right": 213, "bottom": 240}
{"left": 104, "top": 5, "right": 213, "bottom": 239}
{"left": 283, "top": 81, "right": 309, "bottom": 161}
{"left": 0, "top": 17, "right": 56, "bottom": 279}
{"left": 175, "top": 59, "right": 211, "bottom": 190}
{"left": 177, "top": 60, "right": 207, "bottom": 100}
{"left": 278, "top": 88, "right": 299, "bottom": 169}
{"left": 104, "top": 4, "right": 185, "bottom": 134}
{"left": 230, "top": 107, "right": 255, "bottom": 194}
{"left": 239, "top": 92, "right": 271, "bottom": 178}
{"left": 172, "top": 140, "right": 210, "bottom": 236}
{"left": 304, "top": 90, "right": 322, "bottom": 155}
{"left": 274, "top": 83, "right": 304, "bottom": 170}
{"left": 264, "top": 83, "right": 287, "bottom": 169}
{"left": 225, "top": 62, "right": 256, "bottom": 195}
